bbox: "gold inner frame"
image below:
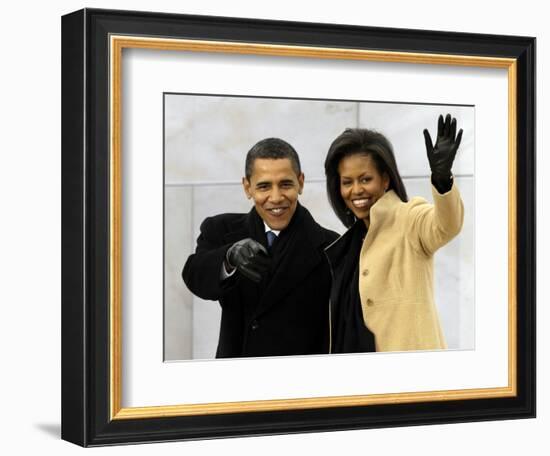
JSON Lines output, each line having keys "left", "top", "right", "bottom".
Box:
{"left": 109, "top": 35, "right": 518, "bottom": 420}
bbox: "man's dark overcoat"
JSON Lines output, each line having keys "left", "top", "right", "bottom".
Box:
{"left": 182, "top": 203, "right": 338, "bottom": 358}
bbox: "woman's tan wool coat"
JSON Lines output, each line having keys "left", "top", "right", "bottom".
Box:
{"left": 357, "top": 183, "right": 464, "bottom": 352}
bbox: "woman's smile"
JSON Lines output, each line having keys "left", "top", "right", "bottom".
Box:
{"left": 351, "top": 197, "right": 371, "bottom": 209}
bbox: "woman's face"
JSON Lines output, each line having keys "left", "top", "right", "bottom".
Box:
{"left": 338, "top": 153, "right": 390, "bottom": 227}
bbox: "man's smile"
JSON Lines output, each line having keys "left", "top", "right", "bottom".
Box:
{"left": 266, "top": 206, "right": 289, "bottom": 216}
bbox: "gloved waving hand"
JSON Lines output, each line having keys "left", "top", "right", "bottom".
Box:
{"left": 423, "top": 113, "right": 463, "bottom": 194}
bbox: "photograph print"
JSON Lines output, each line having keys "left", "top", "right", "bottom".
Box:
{"left": 164, "top": 93, "right": 474, "bottom": 361}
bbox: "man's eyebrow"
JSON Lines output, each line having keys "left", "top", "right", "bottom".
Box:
{"left": 255, "top": 180, "right": 271, "bottom": 186}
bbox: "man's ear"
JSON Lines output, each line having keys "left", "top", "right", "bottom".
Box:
{"left": 298, "top": 173, "right": 305, "bottom": 195}
{"left": 242, "top": 177, "right": 251, "bottom": 199}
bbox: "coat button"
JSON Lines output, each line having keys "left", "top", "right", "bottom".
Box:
{"left": 251, "top": 320, "right": 260, "bottom": 330}
{"left": 362, "top": 269, "right": 369, "bottom": 276}
{"left": 366, "top": 298, "right": 374, "bottom": 306}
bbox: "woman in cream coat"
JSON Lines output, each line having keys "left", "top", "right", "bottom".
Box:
{"left": 324, "top": 114, "right": 464, "bottom": 353}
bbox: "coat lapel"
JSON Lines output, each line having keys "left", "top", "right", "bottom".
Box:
{"left": 221, "top": 210, "right": 259, "bottom": 245}
{"left": 253, "top": 205, "right": 324, "bottom": 318}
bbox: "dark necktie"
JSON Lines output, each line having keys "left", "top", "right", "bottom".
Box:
{"left": 266, "top": 230, "right": 276, "bottom": 249}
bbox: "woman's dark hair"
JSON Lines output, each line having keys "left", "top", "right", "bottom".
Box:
{"left": 325, "top": 128, "right": 408, "bottom": 228}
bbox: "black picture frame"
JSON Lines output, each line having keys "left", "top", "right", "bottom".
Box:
{"left": 61, "top": 7, "right": 535, "bottom": 447}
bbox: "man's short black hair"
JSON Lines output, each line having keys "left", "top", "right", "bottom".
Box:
{"left": 245, "top": 138, "right": 302, "bottom": 180}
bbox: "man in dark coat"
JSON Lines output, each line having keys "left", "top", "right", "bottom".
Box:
{"left": 182, "top": 138, "right": 338, "bottom": 358}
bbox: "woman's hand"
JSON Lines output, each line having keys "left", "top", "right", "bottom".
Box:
{"left": 423, "top": 113, "right": 463, "bottom": 193}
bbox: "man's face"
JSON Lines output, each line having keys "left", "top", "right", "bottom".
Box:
{"left": 243, "top": 158, "right": 304, "bottom": 231}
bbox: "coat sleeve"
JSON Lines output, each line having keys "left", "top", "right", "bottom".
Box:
{"left": 405, "top": 182, "right": 464, "bottom": 257}
{"left": 182, "top": 217, "right": 237, "bottom": 301}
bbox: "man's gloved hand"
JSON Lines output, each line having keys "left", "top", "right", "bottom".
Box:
{"left": 225, "top": 238, "right": 270, "bottom": 283}
{"left": 423, "top": 113, "right": 463, "bottom": 194}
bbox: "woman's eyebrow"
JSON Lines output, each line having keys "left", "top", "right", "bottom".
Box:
{"left": 340, "top": 173, "right": 366, "bottom": 179}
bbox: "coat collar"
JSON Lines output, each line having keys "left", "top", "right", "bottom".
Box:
{"left": 223, "top": 202, "right": 327, "bottom": 248}
{"left": 325, "top": 190, "right": 403, "bottom": 265}
{"left": 368, "top": 189, "right": 402, "bottom": 227}
{"left": 221, "top": 209, "right": 262, "bottom": 246}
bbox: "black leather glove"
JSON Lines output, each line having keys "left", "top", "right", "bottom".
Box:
{"left": 225, "top": 238, "right": 270, "bottom": 283}
{"left": 423, "top": 113, "right": 463, "bottom": 194}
